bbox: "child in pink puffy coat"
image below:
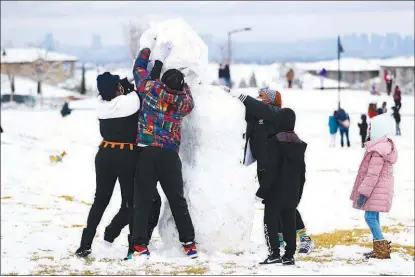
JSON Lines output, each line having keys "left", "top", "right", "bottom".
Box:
{"left": 350, "top": 114, "right": 398, "bottom": 259}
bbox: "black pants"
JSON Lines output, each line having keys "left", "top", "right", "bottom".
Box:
{"left": 394, "top": 99, "right": 402, "bottom": 110}
{"left": 80, "top": 146, "right": 161, "bottom": 247}
{"left": 386, "top": 82, "right": 392, "bottom": 96}
{"left": 288, "top": 80, "right": 292, "bottom": 88}
{"left": 133, "top": 146, "right": 195, "bottom": 246}
{"left": 264, "top": 205, "right": 296, "bottom": 258}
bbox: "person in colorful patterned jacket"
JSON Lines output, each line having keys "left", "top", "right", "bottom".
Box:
{"left": 130, "top": 28, "right": 198, "bottom": 260}
{"left": 350, "top": 114, "right": 397, "bottom": 259}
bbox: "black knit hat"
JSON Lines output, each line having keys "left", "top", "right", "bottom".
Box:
{"left": 161, "top": 69, "right": 184, "bottom": 91}
{"left": 97, "top": 72, "right": 120, "bottom": 101}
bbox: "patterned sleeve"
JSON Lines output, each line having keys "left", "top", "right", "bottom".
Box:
{"left": 175, "top": 83, "right": 195, "bottom": 117}
{"left": 133, "top": 48, "right": 151, "bottom": 89}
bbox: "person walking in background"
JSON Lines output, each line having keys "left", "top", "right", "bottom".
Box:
{"left": 328, "top": 111, "right": 338, "bottom": 147}
{"left": 350, "top": 114, "right": 397, "bottom": 259}
{"left": 336, "top": 108, "right": 351, "bottom": 147}
{"left": 393, "top": 85, "right": 402, "bottom": 110}
{"left": 384, "top": 70, "right": 393, "bottom": 96}
{"left": 286, "top": 69, "right": 294, "bottom": 89}
{"left": 391, "top": 106, "right": 401, "bottom": 136}
{"left": 218, "top": 64, "right": 226, "bottom": 86}
{"left": 60, "top": 101, "right": 72, "bottom": 117}
{"left": 319, "top": 68, "right": 327, "bottom": 90}
{"left": 223, "top": 64, "right": 231, "bottom": 88}
{"left": 358, "top": 114, "right": 368, "bottom": 148}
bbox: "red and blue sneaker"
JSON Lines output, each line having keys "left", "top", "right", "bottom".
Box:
{"left": 182, "top": 241, "right": 198, "bottom": 259}
{"left": 125, "top": 244, "right": 150, "bottom": 260}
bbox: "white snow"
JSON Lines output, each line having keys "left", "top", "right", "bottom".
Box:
{"left": 1, "top": 48, "right": 77, "bottom": 64}
{"left": 379, "top": 56, "right": 415, "bottom": 68}
{"left": 295, "top": 58, "right": 381, "bottom": 72}
{"left": 1, "top": 18, "right": 413, "bottom": 276}
{"left": 1, "top": 88, "right": 414, "bottom": 275}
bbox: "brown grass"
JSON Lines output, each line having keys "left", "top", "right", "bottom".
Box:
{"left": 1, "top": 196, "right": 12, "bottom": 200}
{"left": 58, "top": 195, "right": 73, "bottom": 202}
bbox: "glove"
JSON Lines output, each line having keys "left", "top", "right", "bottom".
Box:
{"left": 152, "top": 41, "right": 173, "bottom": 63}
{"left": 139, "top": 27, "right": 157, "bottom": 51}
{"left": 357, "top": 195, "right": 367, "bottom": 208}
{"left": 220, "top": 85, "right": 241, "bottom": 98}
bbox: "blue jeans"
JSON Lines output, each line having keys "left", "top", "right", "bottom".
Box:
{"left": 340, "top": 128, "right": 350, "bottom": 147}
{"left": 365, "top": 211, "right": 384, "bottom": 240}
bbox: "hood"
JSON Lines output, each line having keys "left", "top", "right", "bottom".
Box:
{"left": 278, "top": 108, "right": 296, "bottom": 132}
{"left": 274, "top": 132, "right": 307, "bottom": 166}
{"left": 366, "top": 137, "right": 398, "bottom": 164}
{"left": 369, "top": 113, "right": 394, "bottom": 140}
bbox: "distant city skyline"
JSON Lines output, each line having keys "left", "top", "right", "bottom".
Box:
{"left": 1, "top": 1, "right": 414, "bottom": 47}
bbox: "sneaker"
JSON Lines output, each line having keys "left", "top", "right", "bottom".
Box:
{"left": 75, "top": 245, "right": 92, "bottom": 258}
{"left": 282, "top": 256, "right": 295, "bottom": 266}
{"left": 259, "top": 254, "right": 282, "bottom": 265}
{"left": 298, "top": 236, "right": 315, "bottom": 254}
{"left": 131, "top": 244, "right": 150, "bottom": 258}
{"left": 182, "top": 241, "right": 198, "bottom": 259}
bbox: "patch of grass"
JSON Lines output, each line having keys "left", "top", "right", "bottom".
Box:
{"left": 71, "top": 224, "right": 84, "bottom": 228}
{"left": 6, "top": 272, "right": 18, "bottom": 276}
{"left": 100, "top": 257, "right": 116, "bottom": 263}
{"left": 170, "top": 266, "right": 208, "bottom": 275}
{"left": 1, "top": 196, "right": 12, "bottom": 200}
{"left": 80, "top": 201, "right": 92, "bottom": 206}
{"left": 36, "top": 207, "right": 46, "bottom": 210}
{"left": 30, "top": 255, "right": 54, "bottom": 262}
{"left": 81, "top": 270, "right": 94, "bottom": 276}
{"left": 35, "top": 265, "right": 57, "bottom": 275}
{"left": 222, "top": 262, "right": 236, "bottom": 269}
{"left": 84, "top": 256, "right": 96, "bottom": 266}
{"left": 59, "top": 195, "right": 74, "bottom": 202}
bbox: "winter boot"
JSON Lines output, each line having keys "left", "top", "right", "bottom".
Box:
{"left": 75, "top": 228, "right": 95, "bottom": 258}
{"left": 123, "top": 235, "right": 137, "bottom": 260}
{"left": 372, "top": 240, "right": 391, "bottom": 259}
{"left": 182, "top": 241, "right": 198, "bottom": 259}
{"left": 259, "top": 250, "right": 282, "bottom": 265}
{"left": 282, "top": 255, "right": 295, "bottom": 266}
{"left": 298, "top": 236, "right": 315, "bottom": 254}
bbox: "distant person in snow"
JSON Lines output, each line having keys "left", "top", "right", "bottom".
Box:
{"left": 328, "top": 111, "right": 338, "bottom": 147}
{"left": 368, "top": 103, "right": 378, "bottom": 119}
{"left": 222, "top": 87, "right": 314, "bottom": 265}
{"left": 131, "top": 30, "right": 198, "bottom": 260}
{"left": 75, "top": 70, "right": 162, "bottom": 259}
{"left": 218, "top": 64, "right": 226, "bottom": 86}
{"left": 384, "top": 70, "right": 393, "bottom": 96}
{"left": 336, "top": 108, "right": 351, "bottom": 147}
{"left": 286, "top": 69, "right": 294, "bottom": 88}
{"left": 391, "top": 106, "right": 401, "bottom": 136}
{"left": 0, "top": 125, "right": 3, "bottom": 133}
{"left": 358, "top": 114, "right": 368, "bottom": 148}
{"left": 393, "top": 85, "right": 402, "bottom": 110}
{"left": 370, "top": 83, "right": 380, "bottom": 96}
{"left": 60, "top": 101, "right": 72, "bottom": 117}
{"left": 377, "top": 102, "right": 387, "bottom": 115}
{"left": 350, "top": 114, "right": 397, "bottom": 259}
{"left": 223, "top": 64, "right": 231, "bottom": 88}
{"left": 319, "top": 68, "right": 327, "bottom": 90}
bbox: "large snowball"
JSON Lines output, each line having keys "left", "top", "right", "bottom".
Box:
{"left": 148, "top": 18, "right": 256, "bottom": 254}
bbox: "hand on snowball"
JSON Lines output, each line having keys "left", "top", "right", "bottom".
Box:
{"left": 220, "top": 85, "right": 240, "bottom": 98}
{"left": 153, "top": 41, "right": 173, "bottom": 63}
{"left": 357, "top": 194, "right": 367, "bottom": 208}
{"left": 139, "top": 27, "right": 158, "bottom": 51}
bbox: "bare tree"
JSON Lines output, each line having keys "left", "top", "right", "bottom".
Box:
{"left": 124, "top": 20, "right": 147, "bottom": 62}
{"left": 2, "top": 49, "right": 17, "bottom": 102}
{"left": 239, "top": 78, "right": 247, "bottom": 88}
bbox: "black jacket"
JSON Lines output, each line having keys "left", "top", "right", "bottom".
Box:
{"left": 243, "top": 96, "right": 281, "bottom": 171}
{"left": 358, "top": 121, "right": 368, "bottom": 137}
{"left": 392, "top": 106, "right": 401, "bottom": 123}
{"left": 262, "top": 132, "right": 307, "bottom": 208}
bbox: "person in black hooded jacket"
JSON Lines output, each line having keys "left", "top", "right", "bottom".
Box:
{"left": 223, "top": 87, "right": 307, "bottom": 265}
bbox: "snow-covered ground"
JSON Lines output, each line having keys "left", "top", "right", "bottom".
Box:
{"left": 1, "top": 88, "right": 414, "bottom": 275}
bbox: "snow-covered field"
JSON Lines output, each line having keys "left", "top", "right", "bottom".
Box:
{"left": 1, "top": 88, "right": 414, "bottom": 275}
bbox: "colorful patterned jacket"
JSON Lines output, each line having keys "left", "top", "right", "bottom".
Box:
{"left": 133, "top": 48, "right": 195, "bottom": 152}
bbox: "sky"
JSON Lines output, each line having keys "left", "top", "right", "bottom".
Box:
{"left": 1, "top": 1, "right": 414, "bottom": 47}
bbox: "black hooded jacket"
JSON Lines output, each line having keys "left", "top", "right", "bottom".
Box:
{"left": 257, "top": 108, "right": 307, "bottom": 208}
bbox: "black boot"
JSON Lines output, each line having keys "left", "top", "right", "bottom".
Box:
{"left": 259, "top": 249, "right": 281, "bottom": 265}
{"left": 75, "top": 228, "right": 95, "bottom": 258}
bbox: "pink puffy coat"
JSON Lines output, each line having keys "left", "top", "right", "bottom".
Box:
{"left": 350, "top": 137, "right": 398, "bottom": 212}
